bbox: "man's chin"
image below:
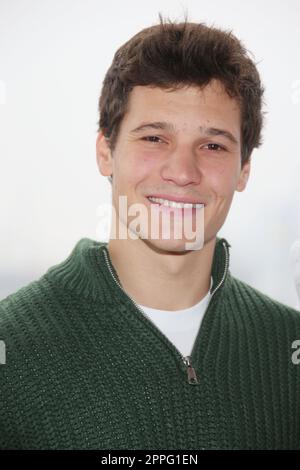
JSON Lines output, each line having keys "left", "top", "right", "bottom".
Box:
{"left": 141, "top": 236, "right": 204, "bottom": 254}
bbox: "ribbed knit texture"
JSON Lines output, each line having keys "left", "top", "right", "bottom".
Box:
{"left": 1, "top": 237, "right": 300, "bottom": 450}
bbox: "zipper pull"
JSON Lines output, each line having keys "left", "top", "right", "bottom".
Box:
{"left": 184, "top": 356, "right": 199, "bottom": 385}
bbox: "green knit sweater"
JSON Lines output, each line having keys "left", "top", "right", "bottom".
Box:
{"left": 1, "top": 237, "right": 300, "bottom": 450}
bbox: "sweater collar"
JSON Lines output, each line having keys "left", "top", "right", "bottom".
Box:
{"left": 45, "top": 237, "right": 231, "bottom": 303}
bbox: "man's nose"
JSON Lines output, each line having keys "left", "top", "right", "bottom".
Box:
{"left": 160, "top": 147, "right": 202, "bottom": 186}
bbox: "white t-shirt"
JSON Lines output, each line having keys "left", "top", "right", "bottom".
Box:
{"left": 137, "top": 277, "right": 213, "bottom": 358}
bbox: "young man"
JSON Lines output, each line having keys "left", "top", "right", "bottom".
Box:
{"left": 1, "top": 16, "right": 300, "bottom": 450}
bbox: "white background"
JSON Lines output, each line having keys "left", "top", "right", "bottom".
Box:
{"left": 1, "top": 0, "right": 300, "bottom": 308}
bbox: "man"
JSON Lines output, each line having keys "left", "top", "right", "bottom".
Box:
{"left": 1, "top": 15, "right": 300, "bottom": 450}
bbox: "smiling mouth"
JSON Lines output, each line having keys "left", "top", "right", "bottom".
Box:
{"left": 147, "top": 196, "right": 204, "bottom": 209}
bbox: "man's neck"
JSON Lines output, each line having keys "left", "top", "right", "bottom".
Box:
{"left": 107, "top": 235, "right": 216, "bottom": 311}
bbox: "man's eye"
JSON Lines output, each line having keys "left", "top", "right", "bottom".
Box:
{"left": 140, "top": 138, "right": 225, "bottom": 150}
{"left": 203, "top": 143, "right": 226, "bottom": 151}
{"left": 141, "top": 136, "right": 164, "bottom": 144}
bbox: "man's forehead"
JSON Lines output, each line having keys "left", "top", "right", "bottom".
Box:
{"left": 126, "top": 82, "right": 239, "bottom": 117}
{"left": 123, "top": 83, "right": 241, "bottom": 139}
{"left": 129, "top": 80, "right": 232, "bottom": 102}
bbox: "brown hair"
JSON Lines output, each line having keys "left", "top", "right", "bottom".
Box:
{"left": 98, "top": 13, "right": 265, "bottom": 167}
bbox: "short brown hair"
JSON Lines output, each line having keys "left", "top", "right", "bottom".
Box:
{"left": 98, "top": 14, "right": 265, "bottom": 166}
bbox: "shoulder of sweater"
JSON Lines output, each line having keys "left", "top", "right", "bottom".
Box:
{"left": 0, "top": 239, "right": 88, "bottom": 308}
{"left": 228, "top": 273, "right": 300, "bottom": 320}
{"left": 0, "top": 238, "right": 108, "bottom": 326}
{"left": 0, "top": 275, "right": 52, "bottom": 327}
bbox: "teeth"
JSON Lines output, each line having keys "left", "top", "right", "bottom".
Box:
{"left": 148, "top": 196, "right": 204, "bottom": 209}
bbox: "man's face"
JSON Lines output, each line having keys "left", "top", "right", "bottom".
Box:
{"left": 97, "top": 80, "right": 250, "bottom": 251}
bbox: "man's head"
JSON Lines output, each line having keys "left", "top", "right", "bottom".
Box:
{"left": 96, "top": 15, "right": 265, "bottom": 251}
{"left": 98, "top": 14, "right": 264, "bottom": 167}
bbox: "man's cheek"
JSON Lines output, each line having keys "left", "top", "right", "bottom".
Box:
{"left": 132, "top": 164, "right": 156, "bottom": 184}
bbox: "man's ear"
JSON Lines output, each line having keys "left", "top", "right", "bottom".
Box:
{"left": 96, "top": 131, "right": 113, "bottom": 177}
{"left": 236, "top": 158, "right": 251, "bottom": 192}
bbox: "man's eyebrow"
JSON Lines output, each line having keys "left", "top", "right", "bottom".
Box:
{"left": 130, "top": 121, "right": 176, "bottom": 134}
{"left": 130, "top": 121, "right": 239, "bottom": 144}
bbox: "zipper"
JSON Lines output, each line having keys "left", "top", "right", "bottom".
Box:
{"left": 102, "top": 241, "right": 229, "bottom": 385}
